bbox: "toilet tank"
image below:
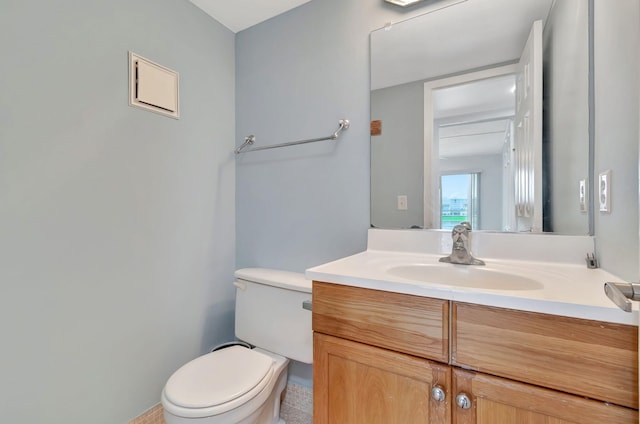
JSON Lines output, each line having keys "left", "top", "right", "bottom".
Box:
{"left": 234, "top": 268, "right": 313, "bottom": 364}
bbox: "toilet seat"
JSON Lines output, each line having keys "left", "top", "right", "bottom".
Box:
{"left": 162, "top": 346, "right": 276, "bottom": 418}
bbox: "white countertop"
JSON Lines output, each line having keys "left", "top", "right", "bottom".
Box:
{"left": 306, "top": 246, "right": 638, "bottom": 326}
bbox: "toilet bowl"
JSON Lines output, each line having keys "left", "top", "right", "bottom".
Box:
{"left": 161, "top": 268, "right": 312, "bottom": 424}
{"left": 162, "top": 346, "right": 289, "bottom": 424}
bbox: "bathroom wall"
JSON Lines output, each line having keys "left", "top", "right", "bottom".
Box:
{"left": 543, "top": 0, "right": 590, "bottom": 235}
{"left": 235, "top": 0, "right": 426, "bottom": 272}
{"left": 593, "top": 0, "right": 639, "bottom": 281}
{"left": 0, "top": 1, "right": 236, "bottom": 422}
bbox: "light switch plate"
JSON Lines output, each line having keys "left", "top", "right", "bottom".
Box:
{"left": 579, "top": 179, "right": 587, "bottom": 213}
{"left": 598, "top": 170, "right": 611, "bottom": 213}
{"left": 397, "top": 195, "right": 408, "bottom": 210}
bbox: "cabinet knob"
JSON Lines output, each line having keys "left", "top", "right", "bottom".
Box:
{"left": 431, "top": 385, "right": 446, "bottom": 402}
{"left": 456, "top": 393, "right": 472, "bottom": 409}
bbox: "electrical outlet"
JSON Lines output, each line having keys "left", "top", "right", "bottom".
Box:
{"left": 598, "top": 170, "right": 611, "bottom": 213}
{"left": 579, "top": 179, "right": 587, "bottom": 213}
{"left": 397, "top": 195, "right": 408, "bottom": 210}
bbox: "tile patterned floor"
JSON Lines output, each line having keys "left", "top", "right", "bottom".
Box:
{"left": 280, "top": 383, "right": 313, "bottom": 424}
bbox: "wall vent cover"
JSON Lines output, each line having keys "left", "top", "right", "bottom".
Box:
{"left": 129, "top": 52, "right": 179, "bottom": 119}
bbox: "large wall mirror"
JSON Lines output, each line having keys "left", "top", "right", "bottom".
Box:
{"left": 371, "top": 0, "right": 591, "bottom": 234}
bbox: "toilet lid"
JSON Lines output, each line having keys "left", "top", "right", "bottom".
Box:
{"left": 163, "top": 346, "right": 275, "bottom": 409}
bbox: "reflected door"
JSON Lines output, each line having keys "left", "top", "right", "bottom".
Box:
{"left": 440, "top": 173, "right": 479, "bottom": 230}
{"left": 514, "top": 19, "right": 543, "bottom": 232}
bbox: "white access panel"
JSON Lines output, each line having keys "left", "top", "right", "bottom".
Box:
{"left": 129, "top": 52, "right": 179, "bottom": 119}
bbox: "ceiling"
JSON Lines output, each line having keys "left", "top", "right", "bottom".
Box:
{"left": 189, "top": 0, "right": 312, "bottom": 33}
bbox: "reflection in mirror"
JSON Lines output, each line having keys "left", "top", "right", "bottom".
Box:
{"left": 370, "top": 0, "right": 591, "bottom": 234}
{"left": 427, "top": 67, "right": 520, "bottom": 232}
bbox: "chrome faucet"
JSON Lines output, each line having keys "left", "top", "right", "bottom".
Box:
{"left": 439, "top": 222, "right": 485, "bottom": 266}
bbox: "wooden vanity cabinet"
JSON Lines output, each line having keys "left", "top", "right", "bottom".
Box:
{"left": 452, "top": 302, "right": 639, "bottom": 409}
{"left": 312, "top": 281, "right": 639, "bottom": 424}
{"left": 453, "top": 368, "right": 637, "bottom": 424}
{"left": 312, "top": 281, "right": 449, "bottom": 362}
{"left": 313, "top": 282, "right": 450, "bottom": 423}
{"left": 314, "top": 332, "right": 450, "bottom": 424}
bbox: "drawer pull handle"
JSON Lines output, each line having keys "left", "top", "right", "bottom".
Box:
{"left": 431, "top": 385, "right": 446, "bottom": 403}
{"left": 456, "top": 393, "right": 472, "bottom": 409}
{"left": 302, "top": 300, "right": 312, "bottom": 311}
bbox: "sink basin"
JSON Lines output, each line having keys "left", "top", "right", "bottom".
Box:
{"left": 386, "top": 264, "right": 544, "bottom": 290}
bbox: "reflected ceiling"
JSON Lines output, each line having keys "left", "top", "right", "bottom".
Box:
{"left": 371, "top": 0, "right": 554, "bottom": 90}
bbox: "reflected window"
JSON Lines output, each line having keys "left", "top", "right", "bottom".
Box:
{"left": 440, "top": 173, "right": 479, "bottom": 229}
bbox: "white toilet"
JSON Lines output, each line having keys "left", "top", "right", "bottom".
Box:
{"left": 161, "top": 268, "right": 313, "bottom": 424}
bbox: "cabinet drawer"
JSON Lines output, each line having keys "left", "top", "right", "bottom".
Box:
{"left": 452, "top": 302, "right": 638, "bottom": 409}
{"left": 313, "top": 281, "right": 449, "bottom": 362}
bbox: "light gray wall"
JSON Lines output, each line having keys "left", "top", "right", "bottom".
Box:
{"left": 235, "top": 0, "right": 425, "bottom": 272}
{"left": 593, "top": 0, "right": 639, "bottom": 281}
{"left": 543, "top": 0, "right": 590, "bottom": 234}
{"left": 371, "top": 81, "right": 424, "bottom": 229}
{"left": 0, "top": 1, "right": 236, "bottom": 422}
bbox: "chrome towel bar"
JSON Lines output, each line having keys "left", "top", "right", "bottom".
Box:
{"left": 234, "top": 119, "right": 350, "bottom": 154}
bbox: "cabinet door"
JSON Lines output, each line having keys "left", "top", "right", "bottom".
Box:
{"left": 452, "top": 368, "right": 638, "bottom": 424}
{"left": 314, "top": 332, "right": 451, "bottom": 424}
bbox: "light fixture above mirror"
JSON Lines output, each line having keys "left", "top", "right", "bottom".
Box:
{"left": 384, "top": 0, "right": 426, "bottom": 6}
{"left": 384, "top": 0, "right": 467, "bottom": 9}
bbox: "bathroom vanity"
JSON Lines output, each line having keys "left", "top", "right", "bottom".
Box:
{"left": 307, "top": 230, "right": 639, "bottom": 424}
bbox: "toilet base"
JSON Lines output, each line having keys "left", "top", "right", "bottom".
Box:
{"left": 163, "top": 348, "right": 289, "bottom": 424}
